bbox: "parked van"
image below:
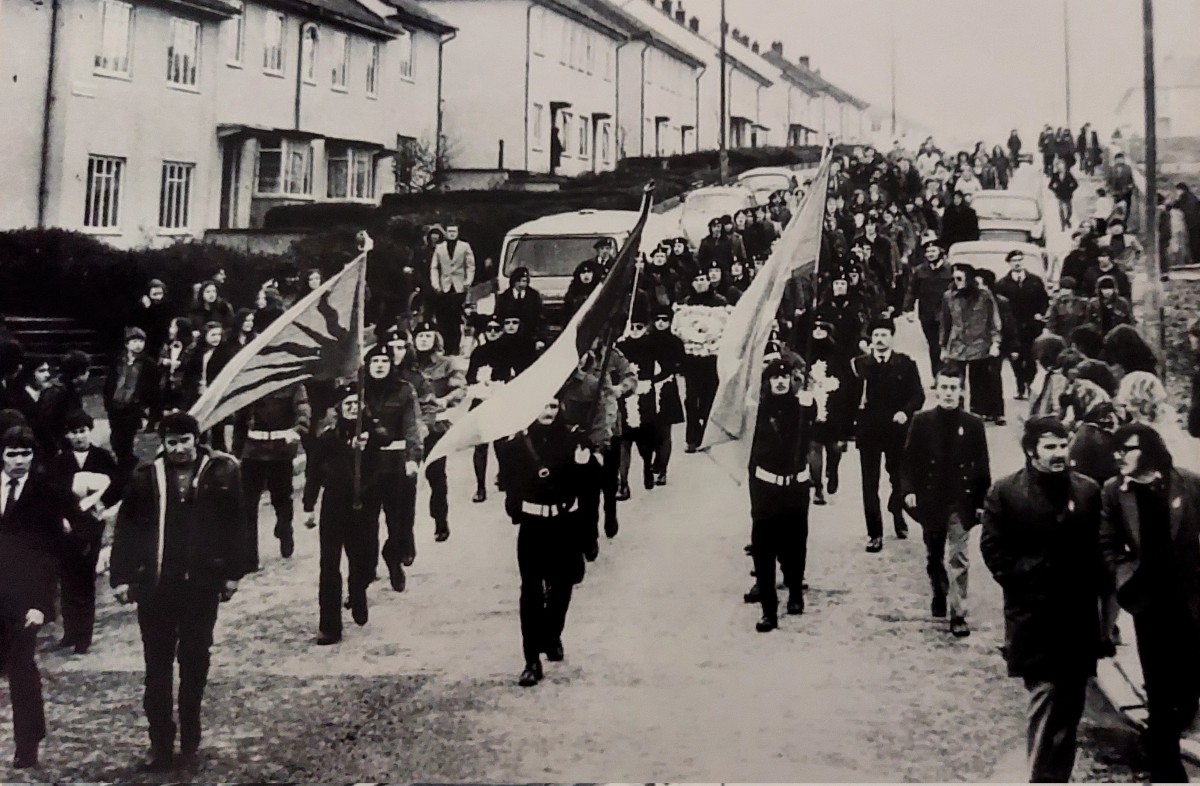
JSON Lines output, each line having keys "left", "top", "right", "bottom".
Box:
{"left": 476, "top": 209, "right": 678, "bottom": 319}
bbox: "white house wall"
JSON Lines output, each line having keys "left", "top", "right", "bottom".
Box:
{"left": 0, "top": 0, "right": 52, "bottom": 231}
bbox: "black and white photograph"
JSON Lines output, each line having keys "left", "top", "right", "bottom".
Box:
{"left": 1, "top": 0, "right": 1200, "bottom": 781}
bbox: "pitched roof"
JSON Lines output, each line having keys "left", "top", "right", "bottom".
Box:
{"left": 378, "top": 0, "right": 455, "bottom": 33}
{"left": 273, "top": 0, "right": 398, "bottom": 36}
{"left": 577, "top": 0, "right": 705, "bottom": 68}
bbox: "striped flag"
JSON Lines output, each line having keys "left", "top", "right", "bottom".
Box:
{"left": 424, "top": 184, "right": 656, "bottom": 466}
{"left": 700, "top": 153, "right": 831, "bottom": 474}
{"left": 189, "top": 252, "right": 367, "bottom": 432}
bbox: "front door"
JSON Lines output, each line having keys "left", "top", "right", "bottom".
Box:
{"left": 219, "top": 140, "right": 241, "bottom": 229}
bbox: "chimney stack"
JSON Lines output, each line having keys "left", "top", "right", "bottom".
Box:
{"left": 674, "top": 4, "right": 685, "bottom": 22}
{"left": 770, "top": 41, "right": 783, "bottom": 55}
{"left": 661, "top": 0, "right": 672, "bottom": 14}
{"left": 688, "top": 15, "right": 699, "bottom": 32}
{"left": 751, "top": 41, "right": 759, "bottom": 54}
{"left": 798, "top": 55, "right": 810, "bottom": 69}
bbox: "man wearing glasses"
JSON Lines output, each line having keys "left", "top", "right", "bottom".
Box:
{"left": 1100, "top": 423, "right": 1200, "bottom": 783}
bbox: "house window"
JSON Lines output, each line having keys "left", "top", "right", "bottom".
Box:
{"left": 531, "top": 7, "right": 544, "bottom": 57}
{"left": 330, "top": 31, "right": 349, "bottom": 89}
{"left": 604, "top": 42, "right": 613, "bottom": 82}
{"left": 167, "top": 18, "right": 200, "bottom": 87}
{"left": 395, "top": 135, "right": 417, "bottom": 188}
{"left": 301, "top": 25, "right": 318, "bottom": 84}
{"left": 396, "top": 28, "right": 413, "bottom": 80}
{"left": 84, "top": 155, "right": 125, "bottom": 229}
{"left": 255, "top": 136, "right": 313, "bottom": 195}
{"left": 226, "top": 1, "right": 244, "bottom": 65}
{"left": 531, "top": 103, "right": 544, "bottom": 151}
{"left": 327, "top": 146, "right": 375, "bottom": 200}
{"left": 600, "top": 122, "right": 611, "bottom": 163}
{"left": 366, "top": 41, "right": 380, "bottom": 95}
{"left": 263, "top": 12, "right": 286, "bottom": 74}
{"left": 578, "top": 120, "right": 589, "bottom": 158}
{"left": 95, "top": 0, "right": 134, "bottom": 76}
{"left": 560, "top": 112, "right": 572, "bottom": 155}
{"left": 159, "top": 161, "right": 194, "bottom": 230}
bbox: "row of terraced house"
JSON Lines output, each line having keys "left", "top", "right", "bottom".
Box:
{"left": 0, "top": 0, "right": 889, "bottom": 248}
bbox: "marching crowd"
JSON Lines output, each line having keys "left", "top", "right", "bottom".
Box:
{"left": 1, "top": 126, "right": 1199, "bottom": 783}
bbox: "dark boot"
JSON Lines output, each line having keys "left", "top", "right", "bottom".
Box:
{"left": 615, "top": 483, "right": 631, "bottom": 501}
{"left": 544, "top": 638, "right": 564, "bottom": 662}
{"left": 743, "top": 583, "right": 760, "bottom": 603}
{"left": 278, "top": 528, "right": 295, "bottom": 559}
{"left": 472, "top": 485, "right": 486, "bottom": 503}
{"left": 390, "top": 565, "right": 407, "bottom": 593}
{"left": 931, "top": 594, "right": 947, "bottom": 618}
{"left": 755, "top": 615, "right": 778, "bottom": 633}
{"left": 434, "top": 520, "right": 450, "bottom": 542}
{"left": 518, "top": 660, "right": 543, "bottom": 687}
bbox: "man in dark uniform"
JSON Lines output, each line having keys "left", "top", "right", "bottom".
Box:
{"left": 573, "top": 238, "right": 617, "bottom": 281}
{"left": 902, "top": 367, "right": 991, "bottom": 637}
{"left": 993, "top": 249, "right": 1050, "bottom": 401}
{"left": 848, "top": 318, "right": 926, "bottom": 553}
{"left": 497, "top": 397, "right": 590, "bottom": 688}
{"left": 697, "top": 217, "right": 748, "bottom": 274}
{"left": 110, "top": 412, "right": 248, "bottom": 771}
{"left": 236, "top": 382, "right": 310, "bottom": 567}
{"left": 748, "top": 359, "right": 816, "bottom": 632}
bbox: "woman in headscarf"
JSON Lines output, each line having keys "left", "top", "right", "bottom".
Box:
{"left": 667, "top": 237, "right": 697, "bottom": 282}
{"left": 563, "top": 260, "right": 601, "bottom": 320}
{"left": 1028, "top": 334, "right": 1069, "bottom": 419}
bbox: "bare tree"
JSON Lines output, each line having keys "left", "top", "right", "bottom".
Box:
{"left": 394, "top": 135, "right": 456, "bottom": 193}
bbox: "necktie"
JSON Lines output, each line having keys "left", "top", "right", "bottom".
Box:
{"left": 5, "top": 479, "right": 18, "bottom": 518}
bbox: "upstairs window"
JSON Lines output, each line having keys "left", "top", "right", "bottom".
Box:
{"left": 396, "top": 28, "right": 413, "bottom": 80}
{"left": 366, "top": 41, "right": 380, "bottom": 96}
{"left": 301, "top": 25, "right": 318, "bottom": 84}
{"left": 95, "top": 0, "right": 134, "bottom": 76}
{"left": 263, "top": 12, "right": 286, "bottom": 74}
{"left": 330, "top": 30, "right": 349, "bottom": 89}
{"left": 167, "top": 18, "right": 200, "bottom": 87}
{"left": 225, "top": 2, "right": 245, "bottom": 65}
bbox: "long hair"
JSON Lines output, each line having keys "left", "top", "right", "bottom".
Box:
{"left": 1115, "top": 371, "right": 1170, "bottom": 426}
{"left": 1112, "top": 422, "right": 1174, "bottom": 477}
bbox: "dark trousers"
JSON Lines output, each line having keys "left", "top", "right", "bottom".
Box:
{"left": 1024, "top": 675, "right": 1089, "bottom": 782}
{"left": 318, "top": 500, "right": 373, "bottom": 636}
{"left": 751, "top": 496, "right": 810, "bottom": 618}
{"left": 364, "top": 463, "right": 417, "bottom": 581}
{"left": 473, "top": 441, "right": 501, "bottom": 489}
{"left": 651, "top": 426, "right": 672, "bottom": 475}
{"left": 437, "top": 291, "right": 467, "bottom": 355}
{"left": 136, "top": 582, "right": 221, "bottom": 753}
{"left": 517, "top": 516, "right": 580, "bottom": 664}
{"left": 1133, "top": 606, "right": 1200, "bottom": 783}
{"left": 967, "top": 357, "right": 1004, "bottom": 418}
{"left": 1009, "top": 335, "right": 1039, "bottom": 396}
{"left": 618, "top": 428, "right": 656, "bottom": 487}
{"left": 859, "top": 440, "right": 905, "bottom": 538}
{"left": 683, "top": 356, "right": 718, "bottom": 448}
{"left": 920, "top": 317, "right": 942, "bottom": 377}
{"left": 60, "top": 535, "right": 103, "bottom": 649}
{"left": 108, "top": 408, "right": 142, "bottom": 474}
{"left": 807, "top": 440, "right": 843, "bottom": 493}
{"left": 241, "top": 459, "right": 294, "bottom": 567}
{"left": 0, "top": 619, "right": 44, "bottom": 754}
{"left": 579, "top": 447, "right": 619, "bottom": 544}
{"left": 424, "top": 433, "right": 449, "bottom": 526}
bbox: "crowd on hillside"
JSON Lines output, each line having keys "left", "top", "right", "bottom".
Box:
{"left": 3, "top": 123, "right": 1200, "bottom": 782}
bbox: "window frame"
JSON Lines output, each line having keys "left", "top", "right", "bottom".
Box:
{"left": 326, "top": 144, "right": 375, "bottom": 201}
{"left": 531, "top": 7, "right": 544, "bottom": 57}
{"left": 577, "top": 118, "right": 589, "bottom": 158}
{"left": 530, "top": 102, "right": 544, "bottom": 152}
{"left": 226, "top": 0, "right": 245, "bottom": 66}
{"left": 600, "top": 121, "right": 612, "bottom": 164}
{"left": 301, "top": 24, "right": 319, "bottom": 85}
{"left": 159, "top": 160, "right": 195, "bottom": 232}
{"left": 365, "top": 40, "right": 380, "bottom": 97}
{"left": 330, "top": 30, "right": 349, "bottom": 91}
{"left": 254, "top": 136, "right": 314, "bottom": 197}
{"left": 94, "top": 0, "right": 135, "bottom": 79}
{"left": 83, "top": 154, "right": 126, "bottom": 232}
{"left": 560, "top": 112, "right": 573, "bottom": 156}
{"left": 396, "top": 27, "right": 414, "bottom": 81}
{"left": 263, "top": 11, "right": 287, "bottom": 76}
{"left": 166, "top": 17, "right": 201, "bottom": 90}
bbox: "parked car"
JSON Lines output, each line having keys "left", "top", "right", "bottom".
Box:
{"left": 947, "top": 240, "right": 1054, "bottom": 285}
{"left": 967, "top": 191, "right": 1046, "bottom": 246}
{"left": 677, "top": 185, "right": 757, "bottom": 247}
{"left": 475, "top": 209, "right": 676, "bottom": 319}
{"left": 736, "top": 167, "right": 799, "bottom": 203}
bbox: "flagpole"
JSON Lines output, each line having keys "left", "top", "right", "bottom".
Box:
{"left": 352, "top": 231, "right": 371, "bottom": 512}
{"left": 624, "top": 255, "right": 644, "bottom": 334}
{"left": 799, "top": 145, "right": 832, "bottom": 391}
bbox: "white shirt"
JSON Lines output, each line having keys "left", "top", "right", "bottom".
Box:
{"left": 873, "top": 350, "right": 893, "bottom": 365}
{"left": 74, "top": 450, "right": 90, "bottom": 470}
{"left": 0, "top": 472, "right": 28, "bottom": 515}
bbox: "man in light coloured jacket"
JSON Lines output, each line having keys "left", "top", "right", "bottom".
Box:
{"left": 430, "top": 223, "right": 476, "bottom": 354}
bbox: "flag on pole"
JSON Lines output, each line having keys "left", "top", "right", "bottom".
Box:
{"left": 424, "top": 183, "right": 656, "bottom": 467}
{"left": 700, "top": 153, "right": 831, "bottom": 474}
{"left": 189, "top": 252, "right": 367, "bottom": 432}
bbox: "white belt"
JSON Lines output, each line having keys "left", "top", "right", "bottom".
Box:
{"left": 247, "top": 430, "right": 292, "bottom": 440}
{"left": 753, "top": 466, "right": 811, "bottom": 486}
{"left": 379, "top": 440, "right": 408, "bottom": 451}
{"left": 520, "top": 500, "right": 579, "bottom": 518}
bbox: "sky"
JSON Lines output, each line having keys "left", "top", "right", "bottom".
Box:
{"left": 680, "top": 0, "right": 1199, "bottom": 147}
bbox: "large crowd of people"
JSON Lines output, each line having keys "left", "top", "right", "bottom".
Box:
{"left": 1, "top": 125, "right": 1198, "bottom": 784}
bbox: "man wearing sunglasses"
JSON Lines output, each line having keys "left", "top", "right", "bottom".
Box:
{"left": 1099, "top": 423, "right": 1200, "bottom": 783}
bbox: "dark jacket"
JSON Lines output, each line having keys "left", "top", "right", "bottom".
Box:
{"left": 1046, "top": 289, "right": 1088, "bottom": 339}
{"left": 45, "top": 445, "right": 123, "bottom": 547}
{"left": 302, "top": 415, "right": 390, "bottom": 515}
{"left": 236, "top": 383, "right": 311, "bottom": 462}
{"left": 939, "top": 204, "right": 980, "bottom": 248}
{"left": 748, "top": 392, "right": 816, "bottom": 519}
{"left": 110, "top": 448, "right": 249, "bottom": 596}
{"left": 1190, "top": 368, "right": 1200, "bottom": 439}
{"left": 1099, "top": 469, "right": 1200, "bottom": 622}
{"left": 362, "top": 376, "right": 424, "bottom": 465}
{"left": 497, "top": 418, "right": 584, "bottom": 514}
{"left": 182, "top": 344, "right": 235, "bottom": 407}
{"left": 103, "top": 352, "right": 159, "bottom": 415}
{"left": 903, "top": 261, "right": 954, "bottom": 321}
{"left": 901, "top": 407, "right": 990, "bottom": 533}
{"left": 993, "top": 273, "right": 1050, "bottom": 338}
{"left": 0, "top": 473, "right": 77, "bottom": 618}
{"left": 1084, "top": 294, "right": 1134, "bottom": 335}
{"left": 980, "top": 467, "right": 1105, "bottom": 680}
{"left": 696, "top": 234, "right": 747, "bottom": 272}
{"left": 495, "top": 287, "right": 544, "bottom": 339}
{"left": 1080, "top": 264, "right": 1131, "bottom": 300}
{"left": 1067, "top": 423, "right": 1119, "bottom": 485}
{"left": 847, "top": 351, "right": 925, "bottom": 448}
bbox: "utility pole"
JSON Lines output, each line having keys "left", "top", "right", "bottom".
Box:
{"left": 1063, "top": 0, "right": 1072, "bottom": 129}
{"left": 889, "top": 4, "right": 896, "bottom": 137}
{"left": 1142, "top": 0, "right": 1164, "bottom": 364}
{"left": 718, "top": 0, "right": 729, "bottom": 182}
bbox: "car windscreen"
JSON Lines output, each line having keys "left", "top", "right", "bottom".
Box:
{"left": 503, "top": 235, "right": 615, "bottom": 278}
{"left": 739, "top": 174, "right": 791, "bottom": 193}
{"left": 971, "top": 196, "right": 1040, "bottom": 221}
{"left": 948, "top": 253, "right": 1010, "bottom": 272}
{"left": 683, "top": 193, "right": 748, "bottom": 215}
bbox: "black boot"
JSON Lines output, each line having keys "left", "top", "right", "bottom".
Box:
{"left": 755, "top": 615, "right": 778, "bottom": 633}
{"left": 615, "top": 483, "right": 631, "bottom": 501}
{"left": 434, "top": 520, "right": 450, "bottom": 542}
{"left": 390, "top": 565, "right": 407, "bottom": 592}
{"left": 743, "top": 583, "right": 761, "bottom": 604}
{"left": 518, "top": 659, "right": 544, "bottom": 687}
{"left": 472, "top": 485, "right": 486, "bottom": 503}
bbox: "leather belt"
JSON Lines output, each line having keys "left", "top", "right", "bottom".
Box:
{"left": 753, "top": 466, "right": 811, "bottom": 486}
{"left": 379, "top": 440, "right": 407, "bottom": 451}
{"left": 520, "top": 500, "right": 579, "bottom": 518}
{"left": 247, "top": 430, "right": 292, "bottom": 440}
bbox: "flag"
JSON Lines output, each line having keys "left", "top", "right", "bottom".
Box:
{"left": 424, "top": 184, "right": 656, "bottom": 466}
{"left": 189, "top": 252, "right": 367, "bottom": 432}
{"left": 700, "top": 153, "right": 831, "bottom": 475}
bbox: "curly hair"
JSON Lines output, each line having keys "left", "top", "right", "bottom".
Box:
{"left": 1115, "top": 371, "right": 1170, "bottom": 426}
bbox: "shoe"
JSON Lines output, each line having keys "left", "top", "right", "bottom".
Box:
{"left": 994, "top": 417, "right": 1007, "bottom": 426}
{"left": 584, "top": 542, "right": 599, "bottom": 562}
{"left": 786, "top": 596, "right": 804, "bottom": 615}
{"left": 893, "top": 516, "right": 909, "bottom": 539}
{"left": 865, "top": 537, "right": 883, "bottom": 553}
{"left": 615, "top": 483, "right": 631, "bottom": 501}
{"left": 73, "top": 642, "right": 90, "bottom": 655}
{"left": 755, "top": 616, "right": 778, "bottom": 633}
{"left": 1098, "top": 639, "right": 1117, "bottom": 659}
{"left": 390, "top": 566, "right": 407, "bottom": 593}
{"left": 402, "top": 550, "right": 416, "bottom": 568}
{"left": 743, "top": 583, "right": 760, "bottom": 604}
{"left": 643, "top": 471, "right": 655, "bottom": 491}
{"left": 604, "top": 517, "right": 618, "bottom": 539}
{"left": 350, "top": 595, "right": 369, "bottom": 626}
{"left": 654, "top": 472, "right": 667, "bottom": 486}
{"left": 744, "top": 543, "right": 753, "bottom": 555}
{"left": 434, "top": 520, "right": 450, "bottom": 542}
{"left": 12, "top": 746, "right": 38, "bottom": 770}
{"left": 813, "top": 489, "right": 827, "bottom": 505}
{"left": 279, "top": 532, "right": 295, "bottom": 559}
{"left": 827, "top": 474, "right": 839, "bottom": 495}
{"left": 545, "top": 639, "right": 564, "bottom": 662}
{"left": 473, "top": 488, "right": 486, "bottom": 503}
{"left": 950, "top": 616, "right": 971, "bottom": 638}
{"left": 931, "top": 595, "right": 947, "bottom": 618}
{"left": 684, "top": 444, "right": 698, "bottom": 454}
{"left": 316, "top": 630, "right": 341, "bottom": 646}
{"left": 518, "top": 660, "right": 543, "bottom": 687}
{"left": 179, "top": 731, "right": 200, "bottom": 759}
{"left": 141, "top": 749, "right": 174, "bottom": 772}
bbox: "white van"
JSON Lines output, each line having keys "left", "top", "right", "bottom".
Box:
{"left": 476, "top": 208, "right": 678, "bottom": 315}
